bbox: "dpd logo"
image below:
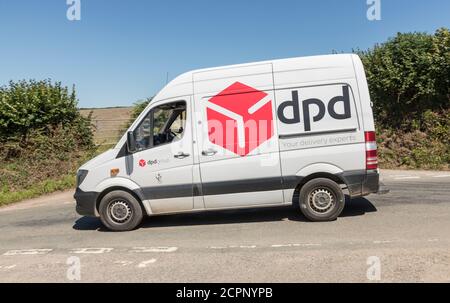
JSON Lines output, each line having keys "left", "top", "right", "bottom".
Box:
{"left": 206, "top": 82, "right": 274, "bottom": 156}
{"left": 277, "top": 86, "right": 352, "bottom": 131}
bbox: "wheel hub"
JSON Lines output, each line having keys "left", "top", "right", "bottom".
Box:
{"left": 309, "top": 188, "right": 334, "bottom": 213}
{"left": 109, "top": 200, "right": 132, "bottom": 223}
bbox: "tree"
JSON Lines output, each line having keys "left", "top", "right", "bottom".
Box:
{"left": 122, "top": 97, "right": 152, "bottom": 130}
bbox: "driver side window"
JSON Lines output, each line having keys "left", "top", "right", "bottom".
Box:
{"left": 134, "top": 101, "right": 186, "bottom": 152}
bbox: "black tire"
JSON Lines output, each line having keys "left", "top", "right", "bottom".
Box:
{"left": 98, "top": 190, "right": 144, "bottom": 231}
{"left": 298, "top": 178, "right": 345, "bottom": 222}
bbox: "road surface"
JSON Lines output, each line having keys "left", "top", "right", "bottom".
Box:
{"left": 0, "top": 170, "right": 449, "bottom": 282}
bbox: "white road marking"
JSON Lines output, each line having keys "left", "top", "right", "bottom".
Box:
{"left": 3, "top": 249, "right": 52, "bottom": 256}
{"left": 0, "top": 264, "right": 17, "bottom": 269}
{"left": 271, "top": 243, "right": 321, "bottom": 248}
{"left": 137, "top": 259, "right": 157, "bottom": 268}
{"left": 428, "top": 238, "right": 439, "bottom": 242}
{"left": 432, "top": 175, "right": 450, "bottom": 178}
{"left": 209, "top": 243, "right": 322, "bottom": 249}
{"left": 70, "top": 248, "right": 113, "bottom": 254}
{"left": 130, "top": 247, "right": 178, "bottom": 253}
{"left": 114, "top": 260, "right": 133, "bottom": 266}
{"left": 272, "top": 244, "right": 292, "bottom": 248}
{"left": 209, "top": 245, "right": 256, "bottom": 249}
{"left": 394, "top": 176, "right": 420, "bottom": 180}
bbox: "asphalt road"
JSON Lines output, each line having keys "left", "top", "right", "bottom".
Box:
{"left": 0, "top": 170, "right": 450, "bottom": 283}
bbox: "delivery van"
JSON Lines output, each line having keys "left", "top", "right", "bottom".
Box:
{"left": 75, "top": 54, "right": 381, "bottom": 231}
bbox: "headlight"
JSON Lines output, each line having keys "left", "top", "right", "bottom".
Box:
{"left": 76, "top": 170, "right": 89, "bottom": 187}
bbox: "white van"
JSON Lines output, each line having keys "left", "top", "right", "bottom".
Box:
{"left": 75, "top": 54, "right": 381, "bottom": 231}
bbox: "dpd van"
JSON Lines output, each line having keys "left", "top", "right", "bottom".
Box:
{"left": 75, "top": 54, "right": 381, "bottom": 231}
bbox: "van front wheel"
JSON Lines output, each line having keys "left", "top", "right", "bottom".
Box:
{"left": 298, "top": 178, "right": 345, "bottom": 221}
{"left": 99, "top": 190, "right": 143, "bottom": 231}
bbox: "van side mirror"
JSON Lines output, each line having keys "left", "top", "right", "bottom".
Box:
{"left": 126, "top": 131, "right": 137, "bottom": 153}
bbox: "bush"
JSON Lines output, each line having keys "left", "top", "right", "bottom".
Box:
{"left": 358, "top": 28, "right": 450, "bottom": 170}
{"left": 0, "top": 124, "right": 96, "bottom": 192}
{"left": 358, "top": 28, "right": 450, "bottom": 130}
{"left": 0, "top": 80, "right": 96, "bottom": 205}
{"left": 377, "top": 126, "right": 449, "bottom": 170}
{"left": 0, "top": 80, "right": 82, "bottom": 142}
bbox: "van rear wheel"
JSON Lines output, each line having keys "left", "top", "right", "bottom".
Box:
{"left": 298, "top": 178, "right": 345, "bottom": 221}
{"left": 99, "top": 190, "right": 143, "bottom": 231}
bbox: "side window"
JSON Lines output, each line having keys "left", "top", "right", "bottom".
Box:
{"left": 134, "top": 101, "right": 186, "bottom": 151}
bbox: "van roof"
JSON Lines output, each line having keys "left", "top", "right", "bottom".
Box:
{"left": 153, "top": 53, "right": 358, "bottom": 102}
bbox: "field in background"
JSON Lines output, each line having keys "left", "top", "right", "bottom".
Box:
{"left": 80, "top": 107, "right": 132, "bottom": 145}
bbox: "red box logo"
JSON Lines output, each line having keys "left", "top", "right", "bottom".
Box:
{"left": 138, "top": 159, "right": 146, "bottom": 167}
{"left": 206, "top": 82, "right": 274, "bottom": 156}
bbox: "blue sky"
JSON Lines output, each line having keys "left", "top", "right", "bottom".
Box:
{"left": 0, "top": 0, "right": 449, "bottom": 108}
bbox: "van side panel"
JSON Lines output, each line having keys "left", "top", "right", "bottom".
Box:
{"left": 273, "top": 55, "right": 366, "bottom": 202}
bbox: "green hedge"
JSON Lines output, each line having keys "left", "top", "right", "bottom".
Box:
{"left": 358, "top": 28, "right": 449, "bottom": 130}
{"left": 357, "top": 28, "right": 449, "bottom": 169}
{"left": 0, "top": 80, "right": 96, "bottom": 205}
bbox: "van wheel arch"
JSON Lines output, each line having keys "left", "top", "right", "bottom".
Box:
{"left": 292, "top": 173, "right": 345, "bottom": 207}
{"left": 96, "top": 187, "right": 145, "bottom": 215}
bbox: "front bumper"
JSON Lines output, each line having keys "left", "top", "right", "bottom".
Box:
{"left": 74, "top": 188, "right": 99, "bottom": 217}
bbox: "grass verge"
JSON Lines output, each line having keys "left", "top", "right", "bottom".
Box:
{"left": 0, "top": 144, "right": 115, "bottom": 207}
{"left": 0, "top": 174, "right": 75, "bottom": 206}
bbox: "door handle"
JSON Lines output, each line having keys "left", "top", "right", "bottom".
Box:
{"left": 202, "top": 148, "right": 217, "bottom": 156}
{"left": 174, "top": 152, "right": 190, "bottom": 159}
